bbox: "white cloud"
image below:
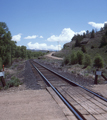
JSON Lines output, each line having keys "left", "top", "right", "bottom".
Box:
{"left": 76, "top": 30, "right": 86, "bottom": 35}
{"left": 88, "top": 21, "right": 107, "bottom": 29}
{"left": 47, "top": 28, "right": 86, "bottom": 43}
{"left": 27, "top": 28, "right": 87, "bottom": 50}
{"left": 40, "top": 36, "right": 43, "bottom": 38}
{"left": 12, "top": 33, "right": 22, "bottom": 42}
{"left": 27, "top": 42, "right": 61, "bottom": 50}
{"left": 24, "top": 35, "right": 38, "bottom": 39}
{"left": 47, "top": 28, "right": 75, "bottom": 42}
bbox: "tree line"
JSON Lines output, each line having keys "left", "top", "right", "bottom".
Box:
{"left": 63, "top": 50, "right": 104, "bottom": 69}
{"left": 0, "top": 22, "right": 45, "bottom": 70}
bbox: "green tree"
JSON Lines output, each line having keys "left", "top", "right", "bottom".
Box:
{"left": 93, "top": 54, "right": 104, "bottom": 68}
{"left": 20, "top": 46, "right": 26, "bottom": 59}
{"left": 10, "top": 41, "right": 17, "bottom": 58}
{"left": 104, "top": 23, "right": 107, "bottom": 30}
{"left": 76, "top": 51, "right": 84, "bottom": 65}
{"left": 100, "top": 35, "right": 107, "bottom": 47}
{"left": 4, "top": 53, "right": 11, "bottom": 65}
{"left": 91, "top": 29, "right": 95, "bottom": 38}
{"left": 15, "top": 46, "right": 21, "bottom": 58}
{"left": 0, "top": 22, "right": 13, "bottom": 65}
{"left": 83, "top": 32, "right": 86, "bottom": 38}
{"left": 74, "top": 34, "right": 84, "bottom": 47}
{"left": 83, "top": 54, "right": 91, "bottom": 67}
{"left": 27, "top": 50, "right": 32, "bottom": 59}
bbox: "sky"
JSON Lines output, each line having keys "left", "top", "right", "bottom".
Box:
{"left": 0, "top": 0, "right": 107, "bottom": 51}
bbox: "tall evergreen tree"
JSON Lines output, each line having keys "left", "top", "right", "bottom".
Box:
{"left": 0, "top": 22, "right": 12, "bottom": 65}
{"left": 91, "top": 29, "right": 95, "bottom": 38}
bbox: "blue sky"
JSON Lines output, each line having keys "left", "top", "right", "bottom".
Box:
{"left": 0, "top": 0, "right": 107, "bottom": 50}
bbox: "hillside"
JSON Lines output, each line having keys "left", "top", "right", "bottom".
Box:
{"left": 53, "top": 28, "right": 107, "bottom": 64}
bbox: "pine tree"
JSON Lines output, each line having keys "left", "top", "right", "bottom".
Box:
{"left": 91, "top": 29, "right": 95, "bottom": 38}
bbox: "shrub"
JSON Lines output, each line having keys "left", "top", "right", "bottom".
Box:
{"left": 76, "top": 51, "right": 84, "bottom": 65}
{"left": 63, "top": 55, "right": 70, "bottom": 65}
{"left": 86, "top": 66, "right": 91, "bottom": 72}
{"left": 93, "top": 54, "right": 104, "bottom": 68}
{"left": 69, "top": 52, "right": 78, "bottom": 65}
{"left": 5, "top": 76, "right": 21, "bottom": 89}
{"left": 83, "top": 54, "right": 91, "bottom": 67}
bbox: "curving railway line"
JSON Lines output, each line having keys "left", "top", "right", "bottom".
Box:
{"left": 30, "top": 60, "right": 107, "bottom": 120}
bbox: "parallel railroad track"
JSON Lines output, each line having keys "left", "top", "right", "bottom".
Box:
{"left": 30, "top": 60, "right": 107, "bottom": 120}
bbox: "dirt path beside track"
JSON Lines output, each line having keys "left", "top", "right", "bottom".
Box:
{"left": 44, "top": 52, "right": 63, "bottom": 60}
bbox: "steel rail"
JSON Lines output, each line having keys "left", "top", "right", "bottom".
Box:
{"left": 31, "top": 62, "right": 84, "bottom": 120}
{"left": 34, "top": 60, "right": 107, "bottom": 102}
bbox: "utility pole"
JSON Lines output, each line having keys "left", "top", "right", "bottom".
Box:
{"left": 57, "top": 41, "right": 59, "bottom": 51}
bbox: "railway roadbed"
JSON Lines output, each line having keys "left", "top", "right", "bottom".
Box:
{"left": 1, "top": 60, "right": 107, "bottom": 120}
{"left": 0, "top": 88, "right": 77, "bottom": 120}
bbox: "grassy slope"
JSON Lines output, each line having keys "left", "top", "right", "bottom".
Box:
{"left": 54, "top": 29, "right": 107, "bottom": 64}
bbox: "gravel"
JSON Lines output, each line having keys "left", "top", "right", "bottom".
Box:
{"left": 34, "top": 59, "right": 94, "bottom": 87}
{"left": 23, "top": 60, "right": 41, "bottom": 90}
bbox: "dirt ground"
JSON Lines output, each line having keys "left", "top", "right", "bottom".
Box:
{"left": 0, "top": 88, "right": 72, "bottom": 120}
{"left": 44, "top": 52, "right": 63, "bottom": 60}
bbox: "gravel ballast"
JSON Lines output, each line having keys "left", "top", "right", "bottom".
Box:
{"left": 23, "top": 60, "right": 41, "bottom": 90}
{"left": 35, "top": 59, "right": 94, "bottom": 87}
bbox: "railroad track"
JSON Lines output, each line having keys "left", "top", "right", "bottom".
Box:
{"left": 30, "top": 60, "right": 107, "bottom": 120}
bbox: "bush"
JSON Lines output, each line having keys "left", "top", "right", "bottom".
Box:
{"left": 63, "top": 55, "right": 70, "bottom": 65}
{"left": 0, "top": 57, "right": 2, "bottom": 71}
{"left": 86, "top": 66, "right": 91, "bottom": 72}
{"left": 69, "top": 52, "right": 78, "bottom": 65}
{"left": 5, "top": 76, "right": 21, "bottom": 89}
{"left": 93, "top": 54, "right": 104, "bottom": 68}
{"left": 76, "top": 51, "right": 84, "bottom": 65}
{"left": 83, "top": 54, "right": 91, "bottom": 67}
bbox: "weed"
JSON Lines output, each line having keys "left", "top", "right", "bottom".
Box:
{"left": 86, "top": 66, "right": 92, "bottom": 73}
{"left": 4, "top": 76, "right": 22, "bottom": 89}
{"left": 84, "top": 73, "right": 89, "bottom": 76}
